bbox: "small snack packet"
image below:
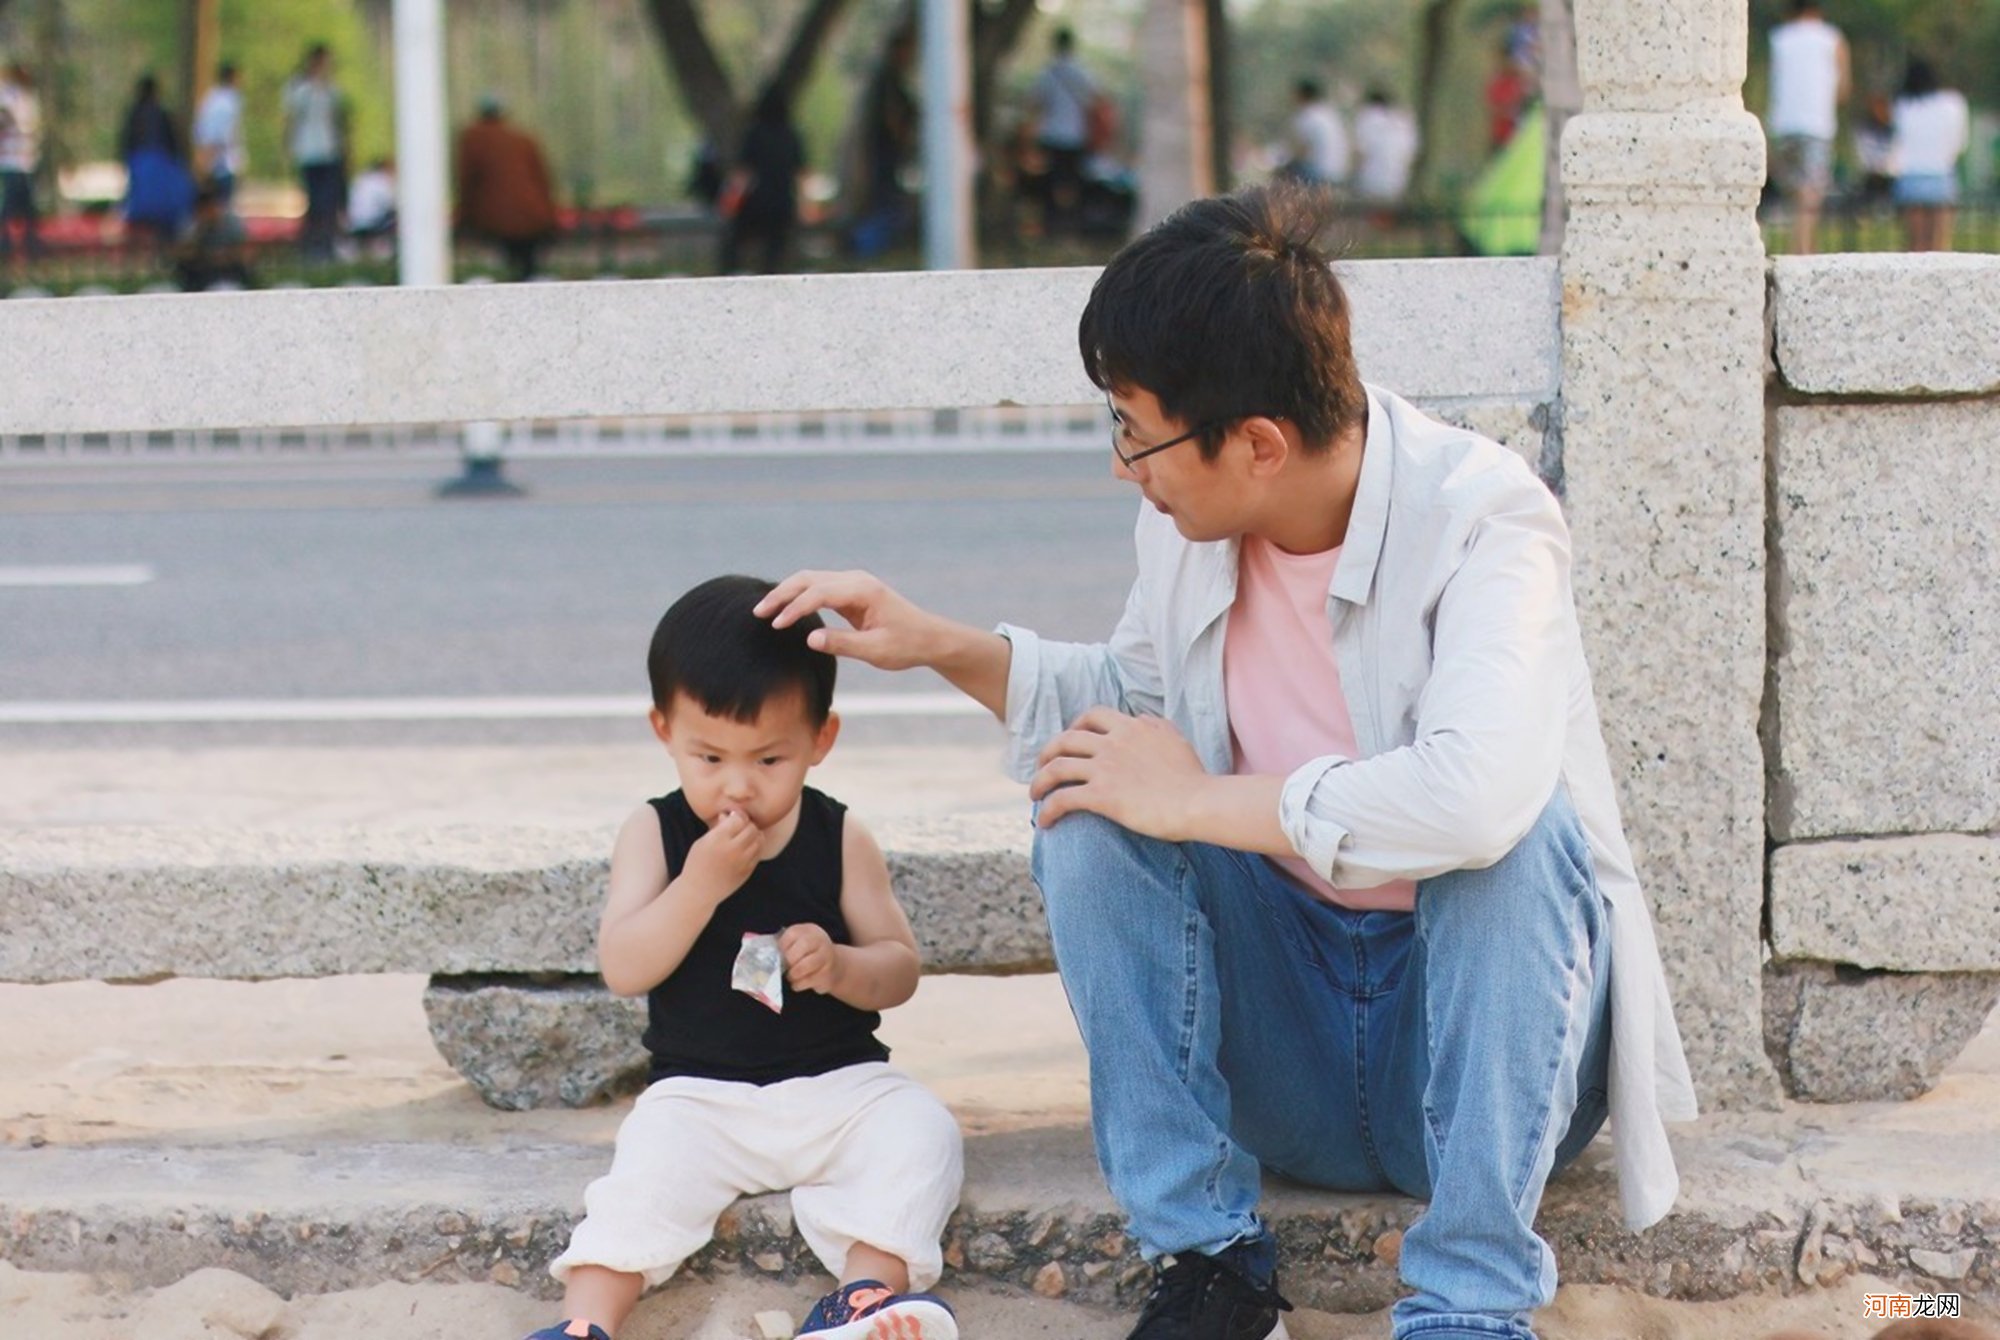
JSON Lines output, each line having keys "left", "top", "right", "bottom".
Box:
{"left": 732, "top": 931, "right": 785, "bottom": 1014}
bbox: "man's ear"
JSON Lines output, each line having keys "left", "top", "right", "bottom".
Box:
{"left": 811, "top": 710, "right": 841, "bottom": 764}
{"left": 648, "top": 706, "right": 673, "bottom": 746}
{"left": 1240, "top": 415, "right": 1292, "bottom": 478}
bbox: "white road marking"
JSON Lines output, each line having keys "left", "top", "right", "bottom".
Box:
{"left": 0, "top": 564, "right": 155, "bottom": 587}
{"left": 0, "top": 692, "right": 986, "bottom": 725}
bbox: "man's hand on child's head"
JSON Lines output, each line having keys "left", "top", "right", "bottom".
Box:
{"left": 756, "top": 569, "right": 937, "bottom": 671}
{"left": 779, "top": 923, "right": 843, "bottom": 995}
{"left": 681, "top": 809, "right": 763, "bottom": 903}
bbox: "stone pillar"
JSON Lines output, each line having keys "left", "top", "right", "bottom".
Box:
{"left": 1136, "top": 0, "right": 1214, "bottom": 232}
{"left": 1559, "top": 0, "right": 1778, "bottom": 1106}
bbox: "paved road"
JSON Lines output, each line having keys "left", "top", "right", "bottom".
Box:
{"left": 0, "top": 451, "right": 1137, "bottom": 744}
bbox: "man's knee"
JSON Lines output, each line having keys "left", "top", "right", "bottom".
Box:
{"left": 1417, "top": 788, "right": 1596, "bottom": 936}
{"left": 1030, "top": 809, "right": 1176, "bottom": 920}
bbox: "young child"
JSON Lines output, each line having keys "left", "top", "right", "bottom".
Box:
{"left": 525, "top": 575, "right": 965, "bottom": 1340}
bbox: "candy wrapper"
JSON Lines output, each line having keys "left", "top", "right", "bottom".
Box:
{"left": 732, "top": 932, "right": 785, "bottom": 1014}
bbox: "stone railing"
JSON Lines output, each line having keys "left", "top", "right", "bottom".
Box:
{"left": 0, "top": 260, "right": 1561, "bottom": 1108}
{"left": 3, "top": 253, "right": 1995, "bottom": 1112}
{"left": 1760, "top": 253, "right": 2000, "bottom": 1102}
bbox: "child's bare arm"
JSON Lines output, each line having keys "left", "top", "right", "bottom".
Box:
{"left": 780, "top": 816, "right": 920, "bottom": 1011}
{"left": 596, "top": 804, "right": 760, "bottom": 997}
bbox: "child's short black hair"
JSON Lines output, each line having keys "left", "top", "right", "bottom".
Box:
{"left": 1078, "top": 183, "right": 1367, "bottom": 459}
{"left": 647, "top": 575, "right": 836, "bottom": 726}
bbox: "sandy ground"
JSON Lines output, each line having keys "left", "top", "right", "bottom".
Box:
{"left": 3, "top": 973, "right": 1995, "bottom": 1339}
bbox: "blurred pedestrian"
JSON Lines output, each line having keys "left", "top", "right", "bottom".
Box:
{"left": 121, "top": 73, "right": 194, "bottom": 248}
{"left": 0, "top": 60, "right": 41, "bottom": 266}
{"left": 192, "top": 61, "right": 245, "bottom": 203}
{"left": 1891, "top": 59, "right": 1969, "bottom": 252}
{"left": 1766, "top": 0, "right": 1848, "bottom": 254}
{"left": 1283, "top": 78, "right": 1352, "bottom": 188}
{"left": 1484, "top": 41, "right": 1530, "bottom": 151}
{"left": 285, "top": 43, "right": 348, "bottom": 261}
{"left": 1352, "top": 88, "right": 1419, "bottom": 207}
{"left": 456, "top": 95, "right": 559, "bottom": 281}
{"left": 1504, "top": 3, "right": 1541, "bottom": 75}
{"left": 348, "top": 156, "right": 397, "bottom": 252}
{"left": 175, "top": 182, "right": 253, "bottom": 291}
{"left": 1032, "top": 27, "right": 1102, "bottom": 236}
{"left": 851, "top": 28, "right": 917, "bottom": 259}
{"left": 1853, "top": 91, "right": 1896, "bottom": 208}
{"left": 719, "top": 85, "right": 804, "bottom": 275}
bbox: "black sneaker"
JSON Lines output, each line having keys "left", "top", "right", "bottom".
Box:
{"left": 1126, "top": 1237, "right": 1293, "bottom": 1340}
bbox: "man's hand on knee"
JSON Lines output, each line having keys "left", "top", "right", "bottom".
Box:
{"left": 1030, "top": 707, "right": 1207, "bottom": 838}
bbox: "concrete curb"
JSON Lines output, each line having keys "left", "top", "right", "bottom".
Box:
{"left": 2, "top": 1117, "right": 1995, "bottom": 1311}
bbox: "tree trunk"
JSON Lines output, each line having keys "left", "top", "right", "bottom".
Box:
{"left": 640, "top": 0, "right": 742, "bottom": 148}
{"left": 770, "top": 0, "right": 860, "bottom": 104}
{"left": 1136, "top": 0, "right": 1212, "bottom": 230}
{"left": 971, "top": 0, "right": 1037, "bottom": 144}
{"left": 1204, "top": 0, "right": 1231, "bottom": 191}
{"left": 1538, "top": 0, "right": 1579, "bottom": 252}
{"left": 1408, "top": 0, "right": 1463, "bottom": 195}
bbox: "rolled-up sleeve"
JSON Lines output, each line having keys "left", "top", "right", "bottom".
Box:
{"left": 1282, "top": 481, "right": 1575, "bottom": 887}
{"left": 998, "top": 577, "right": 1163, "bottom": 784}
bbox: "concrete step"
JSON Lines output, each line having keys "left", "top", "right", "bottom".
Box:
{"left": 4, "top": 1096, "right": 1996, "bottom": 1313}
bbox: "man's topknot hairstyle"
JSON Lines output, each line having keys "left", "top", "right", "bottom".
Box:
{"left": 647, "top": 575, "right": 836, "bottom": 727}
{"left": 1078, "top": 183, "right": 1367, "bottom": 458}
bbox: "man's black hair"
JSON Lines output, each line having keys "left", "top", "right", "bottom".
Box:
{"left": 647, "top": 575, "right": 836, "bottom": 726}
{"left": 1054, "top": 27, "right": 1076, "bottom": 53}
{"left": 1078, "top": 183, "right": 1367, "bottom": 458}
{"left": 1296, "top": 78, "right": 1322, "bottom": 101}
{"left": 1903, "top": 57, "right": 1939, "bottom": 98}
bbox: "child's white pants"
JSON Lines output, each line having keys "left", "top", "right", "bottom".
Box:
{"left": 551, "top": 1062, "right": 964, "bottom": 1290}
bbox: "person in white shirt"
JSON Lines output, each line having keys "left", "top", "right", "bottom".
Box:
{"left": 756, "top": 185, "right": 1695, "bottom": 1340}
{"left": 192, "top": 61, "right": 245, "bottom": 203}
{"left": 1890, "top": 58, "right": 1970, "bottom": 252}
{"left": 1031, "top": 27, "right": 1100, "bottom": 237}
{"left": 1284, "top": 79, "right": 1351, "bottom": 188}
{"left": 347, "top": 156, "right": 397, "bottom": 252}
{"left": 0, "top": 60, "right": 41, "bottom": 265}
{"left": 283, "top": 43, "right": 347, "bottom": 260}
{"left": 1352, "top": 87, "right": 1419, "bottom": 206}
{"left": 1766, "top": 0, "right": 1849, "bottom": 254}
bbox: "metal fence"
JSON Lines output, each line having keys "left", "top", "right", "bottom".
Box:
{"left": 0, "top": 404, "right": 1108, "bottom": 463}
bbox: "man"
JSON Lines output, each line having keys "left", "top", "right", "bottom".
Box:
{"left": 0, "top": 60, "right": 41, "bottom": 266}
{"left": 1032, "top": 28, "right": 1101, "bottom": 236}
{"left": 455, "top": 96, "right": 558, "bottom": 281}
{"left": 1767, "top": 0, "right": 1848, "bottom": 254}
{"left": 1284, "top": 79, "right": 1350, "bottom": 188}
{"left": 758, "top": 186, "right": 1695, "bottom": 1340}
{"left": 284, "top": 44, "right": 347, "bottom": 260}
{"left": 192, "top": 60, "right": 245, "bottom": 203}
{"left": 853, "top": 29, "right": 918, "bottom": 259}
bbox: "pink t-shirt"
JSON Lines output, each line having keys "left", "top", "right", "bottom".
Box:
{"left": 1224, "top": 535, "right": 1417, "bottom": 912}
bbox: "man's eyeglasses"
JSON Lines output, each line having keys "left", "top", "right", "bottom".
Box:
{"left": 1105, "top": 396, "right": 1278, "bottom": 469}
{"left": 1106, "top": 396, "right": 1223, "bottom": 469}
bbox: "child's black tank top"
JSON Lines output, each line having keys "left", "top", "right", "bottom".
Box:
{"left": 641, "top": 786, "right": 890, "bottom": 1085}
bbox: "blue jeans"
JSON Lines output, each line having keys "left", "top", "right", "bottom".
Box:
{"left": 1030, "top": 790, "right": 1611, "bottom": 1340}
